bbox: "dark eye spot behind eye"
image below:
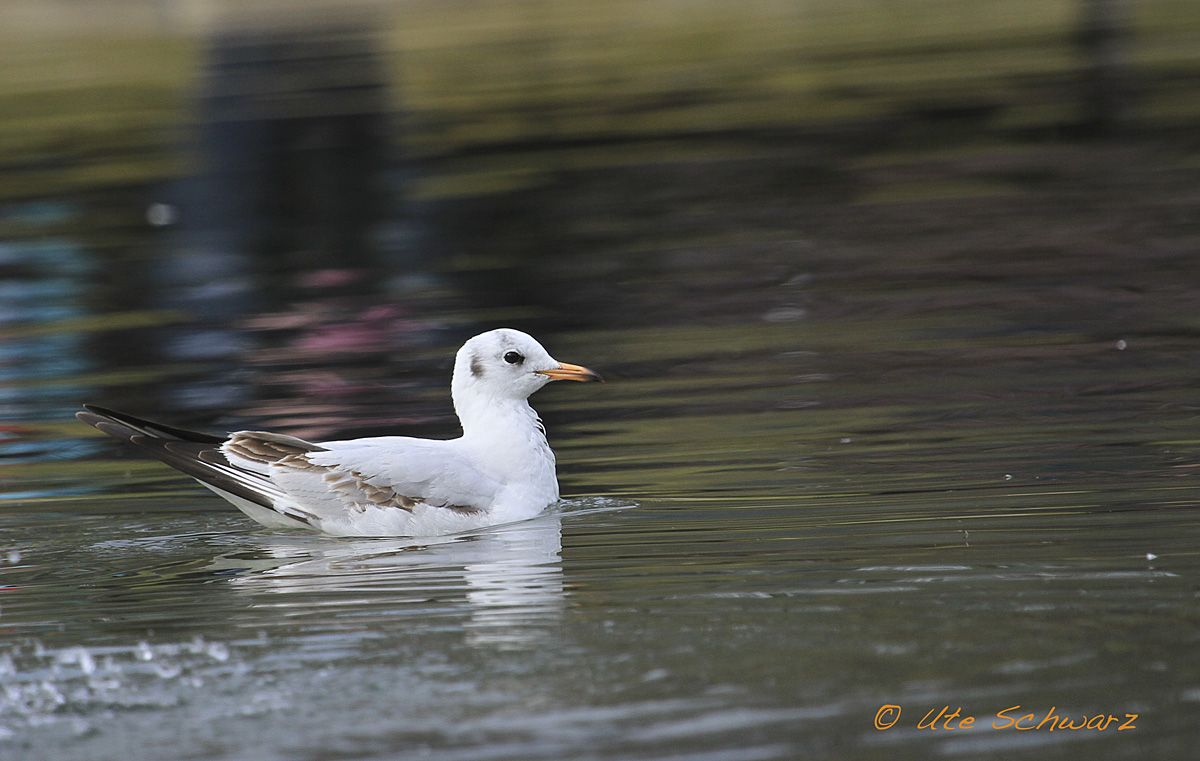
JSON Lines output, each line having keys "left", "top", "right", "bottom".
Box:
{"left": 504, "top": 351, "right": 524, "bottom": 365}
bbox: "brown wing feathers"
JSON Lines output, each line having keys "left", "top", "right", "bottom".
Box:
{"left": 224, "top": 431, "right": 327, "bottom": 464}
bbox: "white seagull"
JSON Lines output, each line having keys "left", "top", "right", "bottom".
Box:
{"left": 77, "top": 329, "right": 602, "bottom": 537}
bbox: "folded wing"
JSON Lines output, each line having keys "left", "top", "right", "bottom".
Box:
{"left": 78, "top": 405, "right": 500, "bottom": 535}
{"left": 225, "top": 433, "right": 500, "bottom": 530}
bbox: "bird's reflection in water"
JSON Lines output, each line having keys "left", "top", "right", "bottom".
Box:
{"left": 213, "top": 513, "right": 565, "bottom": 649}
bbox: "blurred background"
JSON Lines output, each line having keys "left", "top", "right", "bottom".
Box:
{"left": 3, "top": 2, "right": 1200, "bottom": 759}
{"left": 2, "top": 0, "right": 1197, "bottom": 446}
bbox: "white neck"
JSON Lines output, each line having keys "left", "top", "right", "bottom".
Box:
{"left": 451, "top": 375, "right": 556, "bottom": 483}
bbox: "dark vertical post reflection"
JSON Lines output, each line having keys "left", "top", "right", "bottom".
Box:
{"left": 1077, "top": 0, "right": 1132, "bottom": 135}
{"left": 186, "top": 24, "right": 392, "bottom": 273}
{"left": 147, "top": 19, "right": 398, "bottom": 416}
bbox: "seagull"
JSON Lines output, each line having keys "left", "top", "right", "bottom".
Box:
{"left": 76, "top": 329, "right": 602, "bottom": 537}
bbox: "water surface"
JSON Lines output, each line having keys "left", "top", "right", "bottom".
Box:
{"left": 3, "top": 8, "right": 1200, "bottom": 760}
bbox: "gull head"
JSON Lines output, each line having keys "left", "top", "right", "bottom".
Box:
{"left": 452, "top": 328, "right": 602, "bottom": 403}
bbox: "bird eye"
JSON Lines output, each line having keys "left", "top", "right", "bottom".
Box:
{"left": 503, "top": 351, "right": 524, "bottom": 365}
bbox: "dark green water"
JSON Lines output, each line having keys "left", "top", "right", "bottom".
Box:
{"left": 3, "top": 13, "right": 1200, "bottom": 760}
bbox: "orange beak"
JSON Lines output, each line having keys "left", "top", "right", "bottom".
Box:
{"left": 537, "top": 362, "right": 604, "bottom": 383}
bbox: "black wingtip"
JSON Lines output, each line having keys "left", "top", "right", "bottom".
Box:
{"left": 77, "top": 404, "right": 118, "bottom": 426}
{"left": 76, "top": 409, "right": 114, "bottom": 431}
{"left": 76, "top": 406, "right": 133, "bottom": 437}
{"left": 74, "top": 404, "right": 226, "bottom": 445}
